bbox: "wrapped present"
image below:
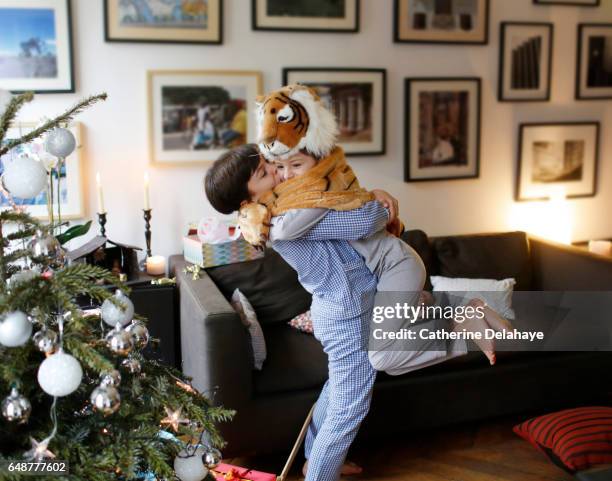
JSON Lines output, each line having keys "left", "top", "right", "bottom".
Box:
{"left": 211, "top": 463, "right": 276, "bottom": 481}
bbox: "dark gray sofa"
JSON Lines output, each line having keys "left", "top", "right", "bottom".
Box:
{"left": 169, "top": 230, "right": 612, "bottom": 458}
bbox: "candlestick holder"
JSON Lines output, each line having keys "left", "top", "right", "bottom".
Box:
{"left": 98, "top": 212, "right": 107, "bottom": 237}
{"left": 143, "top": 208, "right": 152, "bottom": 258}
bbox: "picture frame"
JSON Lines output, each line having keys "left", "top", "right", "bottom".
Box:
{"left": 0, "top": 0, "right": 74, "bottom": 93}
{"left": 0, "top": 122, "right": 85, "bottom": 220}
{"left": 394, "top": 0, "right": 489, "bottom": 45}
{"left": 533, "top": 0, "right": 599, "bottom": 6}
{"left": 147, "top": 70, "right": 262, "bottom": 166}
{"left": 576, "top": 23, "right": 612, "bottom": 100}
{"left": 252, "top": 0, "right": 359, "bottom": 33}
{"left": 516, "top": 122, "right": 599, "bottom": 201}
{"left": 404, "top": 77, "right": 481, "bottom": 182}
{"left": 104, "top": 0, "right": 223, "bottom": 44}
{"left": 282, "top": 68, "right": 386, "bottom": 156}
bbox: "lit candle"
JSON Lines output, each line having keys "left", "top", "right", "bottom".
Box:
{"left": 146, "top": 255, "right": 166, "bottom": 276}
{"left": 589, "top": 240, "right": 612, "bottom": 257}
{"left": 144, "top": 171, "right": 150, "bottom": 210}
{"left": 96, "top": 172, "right": 105, "bottom": 214}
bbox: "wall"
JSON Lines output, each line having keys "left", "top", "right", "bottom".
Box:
{"left": 16, "top": 0, "right": 612, "bottom": 260}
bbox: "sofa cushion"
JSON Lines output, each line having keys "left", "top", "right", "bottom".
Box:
{"left": 206, "top": 248, "right": 312, "bottom": 325}
{"left": 432, "top": 231, "right": 532, "bottom": 290}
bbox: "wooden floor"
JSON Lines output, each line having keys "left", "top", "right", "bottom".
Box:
{"left": 225, "top": 415, "right": 575, "bottom": 481}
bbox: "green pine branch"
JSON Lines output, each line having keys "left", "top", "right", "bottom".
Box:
{"left": 0, "top": 92, "right": 34, "bottom": 145}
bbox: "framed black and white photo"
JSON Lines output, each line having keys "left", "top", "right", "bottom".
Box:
{"left": 104, "top": 0, "right": 223, "bottom": 44}
{"left": 0, "top": 0, "right": 74, "bottom": 93}
{"left": 394, "top": 0, "right": 489, "bottom": 45}
{"left": 283, "top": 68, "right": 386, "bottom": 156}
{"left": 534, "top": 0, "right": 599, "bottom": 6}
{"left": 252, "top": 0, "right": 359, "bottom": 33}
{"left": 517, "top": 122, "right": 599, "bottom": 201}
{"left": 404, "top": 78, "right": 481, "bottom": 182}
{"left": 499, "top": 22, "right": 553, "bottom": 102}
{"left": 576, "top": 23, "right": 612, "bottom": 100}
{"left": 147, "top": 70, "right": 262, "bottom": 165}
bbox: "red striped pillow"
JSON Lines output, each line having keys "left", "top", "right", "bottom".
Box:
{"left": 513, "top": 407, "right": 612, "bottom": 472}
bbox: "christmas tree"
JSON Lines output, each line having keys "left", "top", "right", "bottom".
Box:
{"left": 0, "top": 92, "right": 234, "bottom": 481}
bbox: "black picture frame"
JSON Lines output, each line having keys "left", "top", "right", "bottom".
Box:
{"left": 533, "top": 0, "right": 599, "bottom": 6}
{"left": 104, "top": 0, "right": 223, "bottom": 44}
{"left": 252, "top": 0, "right": 359, "bottom": 33}
{"left": 404, "top": 77, "right": 481, "bottom": 183}
{"left": 0, "top": 0, "right": 74, "bottom": 94}
{"left": 576, "top": 23, "right": 612, "bottom": 100}
{"left": 516, "top": 122, "right": 600, "bottom": 201}
{"left": 498, "top": 22, "right": 554, "bottom": 102}
{"left": 282, "top": 67, "right": 386, "bottom": 156}
{"left": 393, "top": 0, "right": 490, "bottom": 45}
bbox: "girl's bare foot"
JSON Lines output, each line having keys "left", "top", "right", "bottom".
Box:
{"left": 454, "top": 301, "right": 496, "bottom": 365}
{"left": 468, "top": 298, "right": 514, "bottom": 332}
{"left": 302, "top": 459, "right": 363, "bottom": 477}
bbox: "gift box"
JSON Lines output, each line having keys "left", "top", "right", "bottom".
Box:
{"left": 211, "top": 463, "right": 277, "bottom": 481}
{"left": 182, "top": 235, "right": 264, "bottom": 268}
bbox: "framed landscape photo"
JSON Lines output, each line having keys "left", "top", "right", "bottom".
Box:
{"left": 499, "top": 22, "right": 553, "bottom": 102}
{"left": 516, "top": 122, "right": 599, "bottom": 201}
{"left": 576, "top": 24, "right": 612, "bottom": 100}
{"left": 104, "top": 0, "right": 222, "bottom": 44}
{"left": 252, "top": 0, "right": 359, "bottom": 33}
{"left": 0, "top": 0, "right": 74, "bottom": 93}
{"left": 148, "top": 70, "right": 262, "bottom": 165}
{"left": 0, "top": 122, "right": 85, "bottom": 219}
{"left": 533, "top": 0, "right": 599, "bottom": 6}
{"left": 283, "top": 68, "right": 386, "bottom": 156}
{"left": 394, "top": 0, "right": 489, "bottom": 45}
{"left": 404, "top": 78, "right": 481, "bottom": 182}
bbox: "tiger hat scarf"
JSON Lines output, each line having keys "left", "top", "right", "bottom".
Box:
{"left": 237, "top": 84, "right": 376, "bottom": 246}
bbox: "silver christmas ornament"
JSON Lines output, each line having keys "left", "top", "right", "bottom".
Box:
{"left": 1, "top": 155, "right": 47, "bottom": 199}
{"left": 121, "top": 357, "right": 141, "bottom": 374}
{"left": 126, "top": 321, "right": 149, "bottom": 350}
{"left": 32, "top": 327, "right": 59, "bottom": 354}
{"left": 90, "top": 385, "right": 121, "bottom": 415}
{"left": 100, "top": 370, "right": 121, "bottom": 387}
{"left": 28, "top": 229, "right": 66, "bottom": 268}
{"left": 44, "top": 128, "right": 76, "bottom": 158}
{"left": 0, "top": 310, "right": 32, "bottom": 347}
{"left": 105, "top": 327, "right": 134, "bottom": 356}
{"left": 203, "top": 448, "right": 221, "bottom": 469}
{"left": 1, "top": 387, "right": 31, "bottom": 423}
{"left": 101, "top": 290, "right": 134, "bottom": 328}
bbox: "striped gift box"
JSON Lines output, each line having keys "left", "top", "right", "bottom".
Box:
{"left": 183, "top": 235, "right": 264, "bottom": 268}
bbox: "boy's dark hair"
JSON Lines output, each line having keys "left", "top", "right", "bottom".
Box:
{"left": 205, "top": 143, "right": 261, "bottom": 214}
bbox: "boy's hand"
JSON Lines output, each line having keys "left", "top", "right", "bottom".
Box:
{"left": 371, "top": 189, "right": 398, "bottom": 224}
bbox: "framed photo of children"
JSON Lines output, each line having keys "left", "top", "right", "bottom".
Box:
{"left": 394, "top": 0, "right": 489, "bottom": 44}
{"left": 498, "top": 22, "right": 553, "bottom": 102}
{"left": 104, "top": 0, "right": 222, "bottom": 44}
{"left": 576, "top": 24, "right": 612, "bottom": 100}
{"left": 0, "top": 122, "right": 85, "bottom": 219}
{"left": 282, "top": 68, "right": 386, "bottom": 156}
{"left": 147, "top": 70, "right": 262, "bottom": 165}
{"left": 516, "top": 122, "right": 599, "bottom": 201}
{"left": 404, "top": 78, "right": 481, "bottom": 182}
{"left": 252, "top": 0, "right": 359, "bottom": 32}
{"left": 0, "top": 0, "right": 74, "bottom": 93}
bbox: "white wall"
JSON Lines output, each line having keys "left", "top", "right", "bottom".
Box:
{"left": 16, "top": 0, "right": 612, "bottom": 260}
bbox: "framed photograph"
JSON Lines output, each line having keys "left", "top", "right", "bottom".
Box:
{"left": 517, "top": 122, "right": 599, "bottom": 201}
{"left": 0, "top": 0, "right": 74, "bottom": 93}
{"left": 534, "top": 0, "right": 599, "bottom": 6}
{"left": 104, "top": 0, "right": 222, "bottom": 44}
{"left": 252, "top": 0, "right": 359, "bottom": 33}
{"left": 283, "top": 68, "right": 386, "bottom": 156}
{"left": 0, "top": 122, "right": 85, "bottom": 219}
{"left": 394, "top": 0, "right": 489, "bottom": 44}
{"left": 148, "top": 70, "right": 262, "bottom": 165}
{"left": 499, "top": 22, "right": 553, "bottom": 102}
{"left": 576, "top": 23, "right": 612, "bottom": 100}
{"left": 404, "top": 78, "right": 481, "bottom": 182}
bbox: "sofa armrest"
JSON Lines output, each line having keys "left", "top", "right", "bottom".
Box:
{"left": 172, "top": 257, "right": 252, "bottom": 411}
{"left": 528, "top": 236, "right": 612, "bottom": 290}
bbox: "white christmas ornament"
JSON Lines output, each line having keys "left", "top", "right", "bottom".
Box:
{"left": 37, "top": 350, "right": 83, "bottom": 397}
{"left": 101, "top": 290, "right": 134, "bottom": 328}
{"left": 174, "top": 446, "right": 209, "bottom": 481}
{"left": 44, "top": 128, "right": 76, "bottom": 158}
{"left": 0, "top": 311, "right": 32, "bottom": 347}
{"left": 2, "top": 155, "right": 47, "bottom": 199}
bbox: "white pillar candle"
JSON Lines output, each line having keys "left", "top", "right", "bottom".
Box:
{"left": 588, "top": 240, "right": 612, "bottom": 257}
{"left": 96, "top": 172, "right": 105, "bottom": 214}
{"left": 144, "top": 171, "right": 150, "bottom": 210}
{"left": 146, "top": 255, "right": 166, "bottom": 276}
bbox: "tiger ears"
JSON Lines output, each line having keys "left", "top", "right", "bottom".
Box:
{"left": 255, "top": 94, "right": 266, "bottom": 104}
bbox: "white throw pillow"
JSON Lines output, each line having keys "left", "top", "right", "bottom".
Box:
{"left": 230, "top": 289, "right": 267, "bottom": 370}
{"left": 430, "top": 276, "right": 517, "bottom": 320}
